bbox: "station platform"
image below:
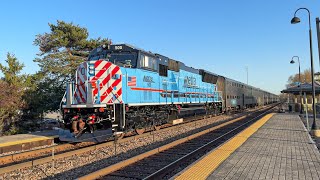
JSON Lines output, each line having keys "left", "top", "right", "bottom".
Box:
{"left": 175, "top": 113, "right": 320, "bottom": 180}
{"left": 0, "top": 130, "right": 59, "bottom": 154}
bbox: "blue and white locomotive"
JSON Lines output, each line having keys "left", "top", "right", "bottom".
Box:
{"left": 61, "top": 44, "right": 223, "bottom": 137}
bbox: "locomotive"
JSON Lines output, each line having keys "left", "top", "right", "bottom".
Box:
{"left": 61, "top": 44, "right": 223, "bottom": 139}
{"left": 60, "top": 44, "right": 278, "bottom": 140}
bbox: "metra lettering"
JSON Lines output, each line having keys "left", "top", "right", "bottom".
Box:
{"left": 184, "top": 76, "right": 196, "bottom": 87}
{"left": 143, "top": 76, "right": 154, "bottom": 83}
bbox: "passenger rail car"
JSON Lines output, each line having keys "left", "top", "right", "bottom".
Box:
{"left": 61, "top": 44, "right": 223, "bottom": 138}
{"left": 222, "top": 78, "right": 278, "bottom": 111}
{"left": 199, "top": 74, "right": 278, "bottom": 113}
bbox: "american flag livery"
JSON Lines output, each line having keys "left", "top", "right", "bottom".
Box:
{"left": 128, "top": 76, "right": 137, "bottom": 86}
{"left": 73, "top": 60, "right": 123, "bottom": 104}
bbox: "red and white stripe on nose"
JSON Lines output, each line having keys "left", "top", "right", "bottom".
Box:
{"left": 90, "top": 60, "right": 123, "bottom": 104}
{"left": 74, "top": 62, "right": 87, "bottom": 104}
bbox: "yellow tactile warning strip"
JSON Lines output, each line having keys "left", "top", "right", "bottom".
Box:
{"left": 175, "top": 113, "right": 275, "bottom": 180}
{"left": 0, "top": 136, "right": 56, "bottom": 148}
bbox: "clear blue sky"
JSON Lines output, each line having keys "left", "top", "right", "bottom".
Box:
{"left": 1, "top": 0, "right": 320, "bottom": 94}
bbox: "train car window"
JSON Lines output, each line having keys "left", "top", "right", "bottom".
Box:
{"left": 159, "top": 64, "right": 168, "bottom": 77}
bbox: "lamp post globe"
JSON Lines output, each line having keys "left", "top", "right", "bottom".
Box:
{"left": 291, "top": 17, "right": 301, "bottom": 24}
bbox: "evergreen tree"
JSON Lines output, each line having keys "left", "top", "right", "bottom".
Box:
{"left": 33, "top": 20, "right": 110, "bottom": 112}
{"left": 0, "top": 53, "right": 28, "bottom": 134}
{"left": 34, "top": 20, "right": 110, "bottom": 83}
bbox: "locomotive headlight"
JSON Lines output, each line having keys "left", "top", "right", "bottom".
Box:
{"left": 88, "top": 65, "right": 95, "bottom": 75}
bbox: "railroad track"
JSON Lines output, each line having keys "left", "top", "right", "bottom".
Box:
{"left": 78, "top": 104, "right": 278, "bottom": 180}
{"left": 0, "top": 104, "right": 276, "bottom": 177}
{"left": 0, "top": 107, "right": 253, "bottom": 167}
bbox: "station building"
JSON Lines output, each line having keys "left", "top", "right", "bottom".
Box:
{"left": 281, "top": 81, "right": 320, "bottom": 112}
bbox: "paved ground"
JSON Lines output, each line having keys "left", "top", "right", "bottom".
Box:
{"left": 207, "top": 114, "right": 320, "bottom": 180}
{"left": 299, "top": 113, "right": 320, "bottom": 150}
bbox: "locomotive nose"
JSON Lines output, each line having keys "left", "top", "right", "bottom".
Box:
{"left": 88, "top": 60, "right": 123, "bottom": 104}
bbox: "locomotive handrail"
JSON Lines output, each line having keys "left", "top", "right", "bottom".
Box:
{"left": 59, "top": 91, "right": 67, "bottom": 113}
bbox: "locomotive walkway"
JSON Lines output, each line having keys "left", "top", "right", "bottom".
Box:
{"left": 175, "top": 113, "right": 320, "bottom": 180}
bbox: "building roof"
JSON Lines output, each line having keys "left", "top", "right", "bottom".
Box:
{"left": 281, "top": 82, "right": 320, "bottom": 94}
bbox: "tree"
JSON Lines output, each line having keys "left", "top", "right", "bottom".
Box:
{"left": 287, "top": 69, "right": 312, "bottom": 88}
{"left": 23, "top": 74, "right": 65, "bottom": 118}
{"left": 34, "top": 20, "right": 110, "bottom": 83}
{"left": 0, "top": 53, "right": 28, "bottom": 134}
{"left": 0, "top": 53, "right": 26, "bottom": 86}
{"left": 33, "top": 20, "right": 111, "bottom": 112}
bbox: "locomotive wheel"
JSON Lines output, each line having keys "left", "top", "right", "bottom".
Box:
{"left": 135, "top": 128, "right": 145, "bottom": 135}
{"left": 154, "top": 125, "right": 161, "bottom": 131}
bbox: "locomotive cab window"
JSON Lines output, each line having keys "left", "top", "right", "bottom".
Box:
{"left": 88, "top": 50, "right": 138, "bottom": 68}
{"left": 140, "top": 54, "right": 158, "bottom": 71}
{"left": 108, "top": 52, "right": 138, "bottom": 68}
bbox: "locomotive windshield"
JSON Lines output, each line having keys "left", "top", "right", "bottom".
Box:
{"left": 88, "top": 49, "right": 138, "bottom": 68}
{"left": 108, "top": 53, "right": 137, "bottom": 68}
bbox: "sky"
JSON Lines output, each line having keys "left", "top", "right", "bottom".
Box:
{"left": 0, "top": 0, "right": 320, "bottom": 95}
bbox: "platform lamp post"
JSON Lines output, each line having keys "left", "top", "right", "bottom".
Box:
{"left": 290, "top": 56, "right": 303, "bottom": 114}
{"left": 317, "top": 18, "right": 320, "bottom": 69}
{"left": 291, "top": 8, "right": 320, "bottom": 137}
